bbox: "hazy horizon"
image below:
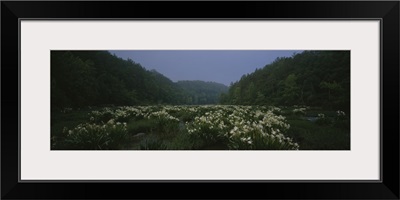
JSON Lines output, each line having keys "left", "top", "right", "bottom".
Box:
{"left": 109, "top": 50, "right": 303, "bottom": 86}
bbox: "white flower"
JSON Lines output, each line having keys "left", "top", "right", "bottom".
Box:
{"left": 337, "top": 110, "right": 346, "bottom": 116}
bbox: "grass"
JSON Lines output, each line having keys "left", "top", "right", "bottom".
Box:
{"left": 51, "top": 108, "right": 92, "bottom": 149}
{"left": 51, "top": 106, "right": 350, "bottom": 150}
{"left": 286, "top": 119, "right": 350, "bottom": 150}
{"left": 126, "top": 118, "right": 158, "bottom": 135}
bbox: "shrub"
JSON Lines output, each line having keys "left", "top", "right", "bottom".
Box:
{"left": 335, "top": 110, "right": 347, "bottom": 121}
{"left": 126, "top": 119, "right": 157, "bottom": 134}
{"left": 315, "top": 113, "right": 332, "bottom": 126}
{"left": 228, "top": 129, "right": 299, "bottom": 150}
{"left": 292, "top": 107, "right": 307, "bottom": 116}
{"left": 64, "top": 119, "right": 128, "bottom": 150}
{"left": 334, "top": 119, "right": 350, "bottom": 130}
{"left": 186, "top": 107, "right": 299, "bottom": 150}
{"left": 139, "top": 136, "right": 167, "bottom": 150}
{"left": 89, "top": 108, "right": 114, "bottom": 123}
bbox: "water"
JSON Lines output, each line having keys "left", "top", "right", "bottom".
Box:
{"left": 305, "top": 117, "right": 318, "bottom": 122}
{"left": 179, "top": 121, "right": 185, "bottom": 131}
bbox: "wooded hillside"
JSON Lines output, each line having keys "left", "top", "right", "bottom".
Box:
{"left": 220, "top": 51, "right": 350, "bottom": 113}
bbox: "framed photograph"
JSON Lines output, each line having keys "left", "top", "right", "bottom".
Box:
{"left": 2, "top": 1, "right": 399, "bottom": 199}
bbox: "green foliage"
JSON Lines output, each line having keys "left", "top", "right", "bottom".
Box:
{"left": 51, "top": 52, "right": 97, "bottom": 108}
{"left": 334, "top": 119, "right": 350, "bottom": 130}
{"left": 50, "top": 50, "right": 351, "bottom": 151}
{"left": 188, "top": 121, "right": 229, "bottom": 146}
{"left": 281, "top": 74, "right": 300, "bottom": 104}
{"left": 51, "top": 107, "right": 94, "bottom": 149}
{"left": 176, "top": 80, "right": 228, "bottom": 105}
{"left": 167, "top": 131, "right": 206, "bottom": 150}
{"left": 184, "top": 105, "right": 299, "bottom": 150}
{"left": 126, "top": 119, "right": 157, "bottom": 134}
{"left": 334, "top": 110, "right": 349, "bottom": 129}
{"left": 63, "top": 120, "right": 129, "bottom": 150}
{"left": 139, "top": 136, "right": 168, "bottom": 150}
{"left": 51, "top": 51, "right": 228, "bottom": 109}
{"left": 315, "top": 114, "right": 332, "bottom": 126}
{"left": 222, "top": 51, "right": 350, "bottom": 113}
{"left": 228, "top": 130, "right": 298, "bottom": 150}
{"left": 286, "top": 119, "right": 350, "bottom": 150}
{"left": 52, "top": 105, "right": 349, "bottom": 150}
{"left": 175, "top": 110, "right": 198, "bottom": 122}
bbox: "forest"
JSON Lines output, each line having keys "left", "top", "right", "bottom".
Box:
{"left": 51, "top": 51, "right": 228, "bottom": 109}
{"left": 220, "top": 51, "right": 350, "bottom": 113}
{"left": 51, "top": 50, "right": 350, "bottom": 150}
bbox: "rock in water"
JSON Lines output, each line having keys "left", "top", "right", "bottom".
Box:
{"left": 134, "top": 133, "right": 146, "bottom": 137}
{"left": 179, "top": 121, "right": 185, "bottom": 131}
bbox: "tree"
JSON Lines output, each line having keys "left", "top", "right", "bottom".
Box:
{"left": 255, "top": 92, "right": 266, "bottom": 105}
{"left": 244, "top": 82, "right": 257, "bottom": 104}
{"left": 51, "top": 51, "right": 98, "bottom": 108}
{"left": 320, "top": 81, "right": 340, "bottom": 102}
{"left": 223, "top": 50, "right": 350, "bottom": 111}
{"left": 282, "top": 74, "right": 300, "bottom": 105}
{"left": 233, "top": 86, "right": 242, "bottom": 104}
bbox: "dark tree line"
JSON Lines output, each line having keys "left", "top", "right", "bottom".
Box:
{"left": 51, "top": 51, "right": 228, "bottom": 110}
{"left": 51, "top": 50, "right": 350, "bottom": 112}
{"left": 220, "top": 51, "right": 350, "bottom": 113}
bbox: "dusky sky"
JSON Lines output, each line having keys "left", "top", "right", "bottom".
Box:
{"left": 109, "top": 50, "right": 303, "bottom": 86}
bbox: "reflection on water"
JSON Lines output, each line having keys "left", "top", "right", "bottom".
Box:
{"left": 305, "top": 117, "right": 318, "bottom": 122}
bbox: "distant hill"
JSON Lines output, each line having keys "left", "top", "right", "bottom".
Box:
{"left": 176, "top": 80, "right": 228, "bottom": 105}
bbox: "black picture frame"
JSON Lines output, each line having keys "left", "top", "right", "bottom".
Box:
{"left": 2, "top": 1, "right": 399, "bottom": 199}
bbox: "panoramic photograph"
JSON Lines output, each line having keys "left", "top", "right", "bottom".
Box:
{"left": 51, "top": 50, "right": 350, "bottom": 150}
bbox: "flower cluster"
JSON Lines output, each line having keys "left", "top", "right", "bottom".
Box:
{"left": 269, "top": 106, "right": 282, "bottom": 115}
{"left": 185, "top": 106, "right": 299, "bottom": 150}
{"left": 337, "top": 110, "right": 345, "bottom": 117}
{"left": 89, "top": 107, "right": 115, "bottom": 123}
{"left": 186, "top": 109, "right": 230, "bottom": 143}
{"left": 293, "top": 107, "right": 307, "bottom": 115}
{"left": 147, "top": 110, "right": 179, "bottom": 122}
{"left": 63, "top": 119, "right": 128, "bottom": 150}
{"left": 315, "top": 113, "right": 332, "bottom": 126}
{"left": 336, "top": 110, "right": 346, "bottom": 120}
{"left": 66, "top": 105, "right": 299, "bottom": 150}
